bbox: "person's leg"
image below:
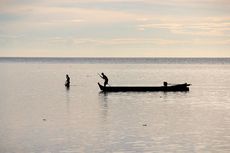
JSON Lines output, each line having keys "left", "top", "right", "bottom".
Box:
{"left": 105, "top": 80, "right": 108, "bottom": 86}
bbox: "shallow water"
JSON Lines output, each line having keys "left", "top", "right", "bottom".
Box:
{"left": 0, "top": 58, "right": 230, "bottom": 153}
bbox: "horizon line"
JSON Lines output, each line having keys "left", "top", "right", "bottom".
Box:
{"left": 1, "top": 56, "right": 230, "bottom": 59}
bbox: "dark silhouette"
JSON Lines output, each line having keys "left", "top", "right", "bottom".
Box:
{"left": 98, "top": 82, "right": 190, "bottom": 92}
{"left": 65, "top": 74, "right": 70, "bottom": 88}
{"left": 163, "top": 81, "right": 168, "bottom": 87}
{"left": 99, "top": 72, "right": 109, "bottom": 87}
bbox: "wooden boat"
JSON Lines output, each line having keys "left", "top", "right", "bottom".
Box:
{"left": 98, "top": 82, "right": 190, "bottom": 92}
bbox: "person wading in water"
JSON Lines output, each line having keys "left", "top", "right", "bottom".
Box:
{"left": 99, "top": 73, "right": 109, "bottom": 87}
{"left": 65, "top": 74, "right": 70, "bottom": 87}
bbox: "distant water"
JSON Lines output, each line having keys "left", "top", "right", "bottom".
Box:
{"left": 1, "top": 57, "right": 230, "bottom": 64}
{"left": 0, "top": 57, "right": 230, "bottom": 153}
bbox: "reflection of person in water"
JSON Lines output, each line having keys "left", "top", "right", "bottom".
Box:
{"left": 65, "top": 74, "right": 70, "bottom": 87}
{"left": 99, "top": 73, "right": 108, "bottom": 87}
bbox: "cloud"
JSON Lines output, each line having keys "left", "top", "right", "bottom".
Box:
{"left": 43, "top": 0, "right": 230, "bottom": 4}
{"left": 0, "top": 4, "right": 142, "bottom": 33}
{"left": 1, "top": 0, "right": 229, "bottom": 33}
{"left": 138, "top": 17, "right": 230, "bottom": 36}
{"left": 45, "top": 0, "right": 230, "bottom": 7}
{"left": 46, "top": 37, "right": 230, "bottom": 46}
{"left": 0, "top": 0, "right": 229, "bottom": 57}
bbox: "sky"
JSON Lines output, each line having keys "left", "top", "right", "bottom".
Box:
{"left": 0, "top": 0, "right": 229, "bottom": 57}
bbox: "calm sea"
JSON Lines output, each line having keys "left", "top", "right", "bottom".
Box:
{"left": 0, "top": 57, "right": 230, "bottom": 153}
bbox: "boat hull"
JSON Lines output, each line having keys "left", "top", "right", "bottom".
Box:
{"left": 98, "top": 83, "right": 190, "bottom": 92}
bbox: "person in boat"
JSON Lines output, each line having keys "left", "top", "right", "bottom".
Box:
{"left": 65, "top": 74, "right": 70, "bottom": 87}
{"left": 163, "top": 81, "right": 168, "bottom": 87}
{"left": 99, "top": 72, "right": 108, "bottom": 87}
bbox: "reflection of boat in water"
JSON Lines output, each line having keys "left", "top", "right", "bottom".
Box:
{"left": 98, "top": 82, "right": 190, "bottom": 92}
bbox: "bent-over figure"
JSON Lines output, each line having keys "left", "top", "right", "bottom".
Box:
{"left": 65, "top": 74, "right": 70, "bottom": 87}
{"left": 99, "top": 73, "right": 108, "bottom": 87}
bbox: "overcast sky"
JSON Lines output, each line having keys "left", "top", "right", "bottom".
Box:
{"left": 0, "top": 0, "right": 229, "bottom": 57}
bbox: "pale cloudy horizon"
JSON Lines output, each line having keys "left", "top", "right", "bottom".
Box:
{"left": 0, "top": 0, "right": 229, "bottom": 57}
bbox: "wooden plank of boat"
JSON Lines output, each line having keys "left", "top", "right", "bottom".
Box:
{"left": 98, "top": 82, "right": 190, "bottom": 92}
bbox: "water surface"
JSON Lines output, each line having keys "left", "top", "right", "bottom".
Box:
{"left": 0, "top": 58, "right": 230, "bottom": 153}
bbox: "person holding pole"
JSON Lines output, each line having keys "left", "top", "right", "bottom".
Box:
{"left": 99, "top": 72, "right": 109, "bottom": 87}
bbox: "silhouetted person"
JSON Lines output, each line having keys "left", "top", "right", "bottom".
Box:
{"left": 65, "top": 74, "right": 70, "bottom": 87}
{"left": 100, "top": 73, "right": 108, "bottom": 87}
{"left": 163, "top": 81, "right": 168, "bottom": 87}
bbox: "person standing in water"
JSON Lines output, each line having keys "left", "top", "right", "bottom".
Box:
{"left": 99, "top": 73, "right": 108, "bottom": 87}
{"left": 65, "top": 74, "right": 70, "bottom": 87}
